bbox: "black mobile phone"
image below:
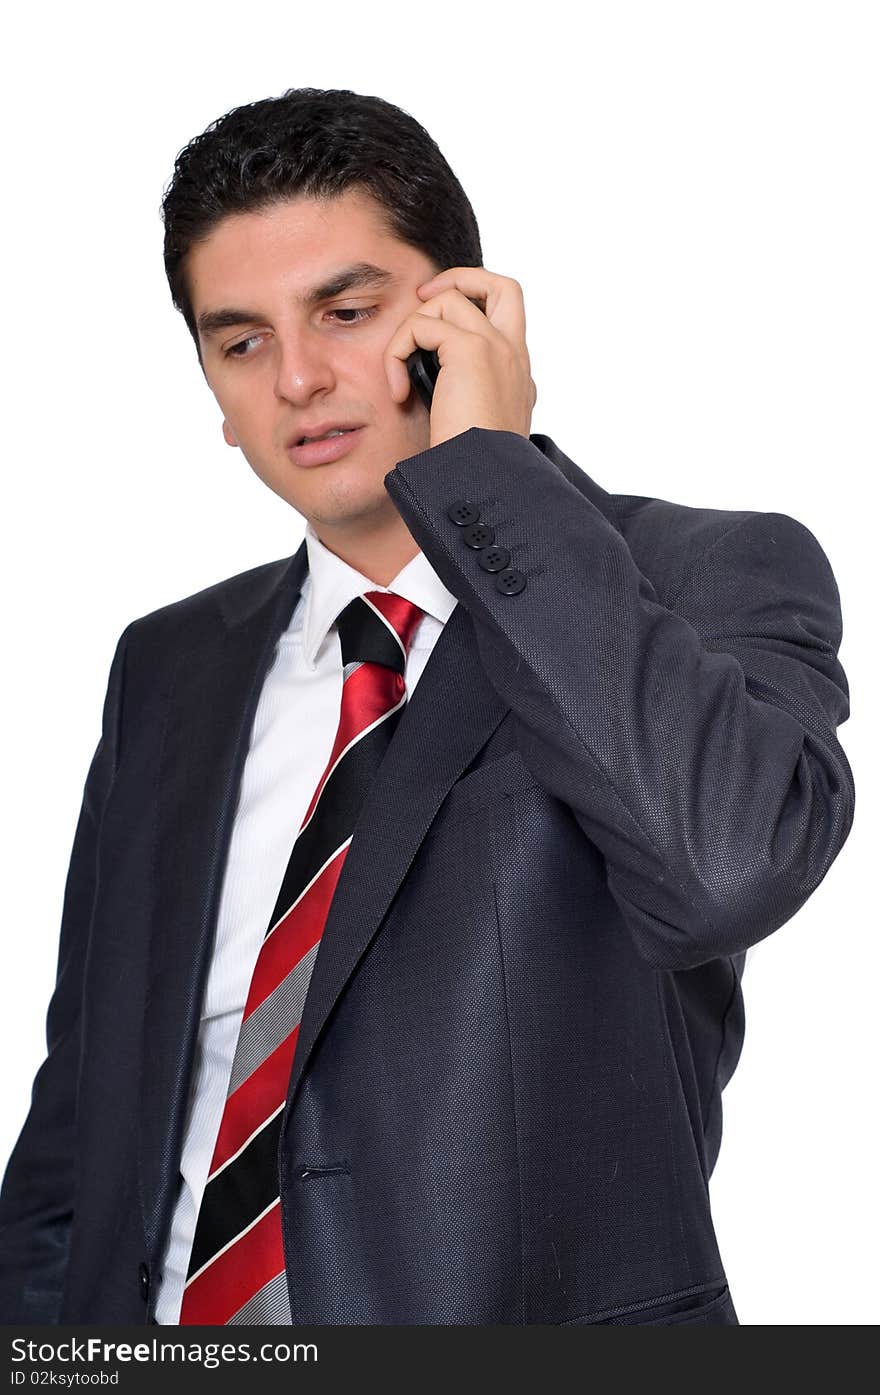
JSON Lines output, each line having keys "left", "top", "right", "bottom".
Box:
{"left": 406, "top": 348, "right": 441, "bottom": 411}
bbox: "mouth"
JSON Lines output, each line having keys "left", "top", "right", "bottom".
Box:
{"left": 286, "top": 425, "right": 366, "bottom": 467}
{"left": 290, "top": 425, "right": 363, "bottom": 447}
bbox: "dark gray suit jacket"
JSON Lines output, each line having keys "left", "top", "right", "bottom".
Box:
{"left": 0, "top": 429, "right": 855, "bottom": 1325}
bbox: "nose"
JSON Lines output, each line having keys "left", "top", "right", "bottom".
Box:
{"left": 273, "top": 324, "right": 336, "bottom": 404}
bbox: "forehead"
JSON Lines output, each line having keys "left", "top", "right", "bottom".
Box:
{"left": 186, "top": 189, "right": 418, "bottom": 304}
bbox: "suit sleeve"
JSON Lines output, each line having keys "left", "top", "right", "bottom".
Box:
{"left": 0, "top": 623, "right": 130, "bottom": 1323}
{"left": 384, "top": 428, "right": 855, "bottom": 972}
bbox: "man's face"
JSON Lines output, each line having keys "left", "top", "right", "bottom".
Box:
{"left": 186, "top": 189, "right": 440, "bottom": 537}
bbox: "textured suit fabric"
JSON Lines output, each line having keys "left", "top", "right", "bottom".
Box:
{"left": 0, "top": 429, "right": 854, "bottom": 1326}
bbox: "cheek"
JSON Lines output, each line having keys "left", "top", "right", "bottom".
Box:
{"left": 227, "top": 385, "right": 278, "bottom": 446}
{"left": 357, "top": 326, "right": 401, "bottom": 398}
{"left": 353, "top": 345, "right": 392, "bottom": 402}
{"left": 211, "top": 377, "right": 253, "bottom": 425}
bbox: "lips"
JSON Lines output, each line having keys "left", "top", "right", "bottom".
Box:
{"left": 286, "top": 426, "right": 366, "bottom": 467}
{"left": 288, "top": 423, "right": 363, "bottom": 449}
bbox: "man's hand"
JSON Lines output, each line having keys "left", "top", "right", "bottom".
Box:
{"left": 384, "top": 267, "right": 538, "bottom": 448}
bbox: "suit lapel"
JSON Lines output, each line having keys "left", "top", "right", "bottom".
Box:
{"left": 282, "top": 601, "right": 507, "bottom": 1114}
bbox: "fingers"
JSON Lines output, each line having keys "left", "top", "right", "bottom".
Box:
{"left": 383, "top": 267, "right": 534, "bottom": 423}
{"left": 384, "top": 312, "right": 440, "bottom": 403}
{"left": 383, "top": 312, "right": 490, "bottom": 403}
{"left": 417, "top": 268, "right": 527, "bottom": 346}
{"left": 413, "top": 288, "right": 498, "bottom": 337}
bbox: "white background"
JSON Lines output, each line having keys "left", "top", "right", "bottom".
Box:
{"left": 1, "top": 0, "right": 875, "bottom": 1325}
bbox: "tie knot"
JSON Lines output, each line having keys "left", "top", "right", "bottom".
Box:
{"left": 335, "top": 591, "right": 425, "bottom": 676}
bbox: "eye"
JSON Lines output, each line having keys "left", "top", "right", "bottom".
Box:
{"left": 325, "top": 306, "right": 377, "bottom": 326}
{"left": 224, "top": 334, "right": 262, "bottom": 359}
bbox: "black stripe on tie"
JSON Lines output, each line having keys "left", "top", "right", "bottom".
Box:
{"left": 186, "top": 1110, "right": 285, "bottom": 1281}
{"left": 336, "top": 596, "right": 406, "bottom": 674}
{"left": 265, "top": 697, "right": 406, "bottom": 932}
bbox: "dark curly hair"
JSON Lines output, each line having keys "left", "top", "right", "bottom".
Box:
{"left": 160, "top": 87, "right": 483, "bottom": 365}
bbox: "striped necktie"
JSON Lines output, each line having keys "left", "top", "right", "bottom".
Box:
{"left": 178, "top": 589, "right": 425, "bottom": 1325}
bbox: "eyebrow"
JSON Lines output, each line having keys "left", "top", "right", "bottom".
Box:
{"left": 196, "top": 262, "right": 399, "bottom": 339}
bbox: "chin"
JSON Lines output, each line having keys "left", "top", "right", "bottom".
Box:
{"left": 307, "top": 485, "right": 391, "bottom": 523}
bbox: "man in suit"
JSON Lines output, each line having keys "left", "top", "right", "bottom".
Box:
{"left": 0, "top": 88, "right": 855, "bottom": 1326}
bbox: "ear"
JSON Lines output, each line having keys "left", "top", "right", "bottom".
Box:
{"left": 222, "top": 420, "right": 239, "bottom": 447}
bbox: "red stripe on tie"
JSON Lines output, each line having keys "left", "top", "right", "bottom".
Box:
{"left": 245, "top": 846, "right": 347, "bottom": 1014}
{"left": 209, "top": 1026, "right": 300, "bottom": 1176}
{"left": 367, "top": 590, "right": 423, "bottom": 639}
{"left": 179, "top": 1200, "right": 285, "bottom": 1325}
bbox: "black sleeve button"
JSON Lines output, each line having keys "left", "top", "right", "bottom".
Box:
{"left": 462, "top": 521, "right": 495, "bottom": 549}
{"left": 447, "top": 500, "right": 481, "bottom": 526}
{"left": 477, "top": 545, "right": 511, "bottom": 573}
{"left": 138, "top": 1262, "right": 150, "bottom": 1302}
{"left": 495, "top": 568, "right": 526, "bottom": 595}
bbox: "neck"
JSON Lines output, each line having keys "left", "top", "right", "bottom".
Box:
{"left": 310, "top": 506, "right": 421, "bottom": 588}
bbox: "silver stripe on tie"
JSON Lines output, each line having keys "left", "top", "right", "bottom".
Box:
{"left": 227, "top": 940, "right": 320, "bottom": 1096}
{"left": 227, "top": 1269, "right": 292, "bottom": 1325}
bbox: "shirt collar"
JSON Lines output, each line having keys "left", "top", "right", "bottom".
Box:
{"left": 300, "top": 521, "right": 458, "bottom": 670}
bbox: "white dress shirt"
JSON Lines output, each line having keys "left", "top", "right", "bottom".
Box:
{"left": 154, "top": 523, "right": 458, "bottom": 1323}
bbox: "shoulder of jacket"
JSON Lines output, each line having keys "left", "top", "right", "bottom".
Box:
{"left": 122, "top": 554, "right": 296, "bottom": 650}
